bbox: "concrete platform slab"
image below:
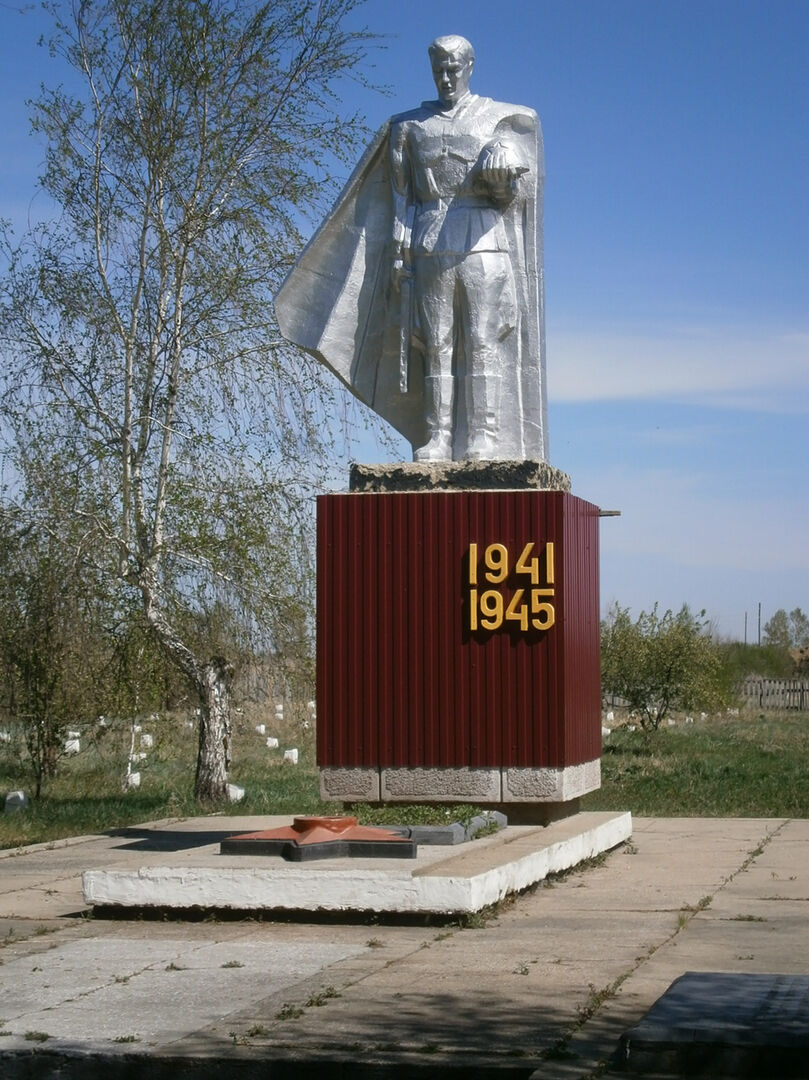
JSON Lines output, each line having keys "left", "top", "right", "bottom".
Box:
{"left": 3, "top": 816, "right": 808, "bottom": 1078}
{"left": 82, "top": 810, "right": 632, "bottom": 915}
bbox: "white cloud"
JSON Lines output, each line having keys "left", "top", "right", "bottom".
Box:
{"left": 549, "top": 326, "right": 809, "bottom": 411}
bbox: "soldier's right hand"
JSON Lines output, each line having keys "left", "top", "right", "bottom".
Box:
{"left": 477, "top": 139, "right": 528, "bottom": 204}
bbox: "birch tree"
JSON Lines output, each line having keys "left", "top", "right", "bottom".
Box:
{"left": 0, "top": 0, "right": 376, "bottom": 801}
{"left": 763, "top": 608, "right": 809, "bottom": 650}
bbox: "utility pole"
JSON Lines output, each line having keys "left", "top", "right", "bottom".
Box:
{"left": 744, "top": 611, "right": 748, "bottom": 646}
{"left": 758, "top": 602, "right": 761, "bottom": 646}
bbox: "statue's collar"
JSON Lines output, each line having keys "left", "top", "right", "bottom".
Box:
{"left": 422, "top": 92, "right": 478, "bottom": 119}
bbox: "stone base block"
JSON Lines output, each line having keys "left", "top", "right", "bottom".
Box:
{"left": 381, "top": 767, "right": 502, "bottom": 803}
{"left": 619, "top": 972, "right": 809, "bottom": 1077}
{"left": 349, "top": 459, "right": 571, "bottom": 493}
{"left": 319, "top": 767, "right": 380, "bottom": 802}
{"left": 319, "top": 760, "right": 600, "bottom": 805}
{"left": 503, "top": 759, "right": 601, "bottom": 802}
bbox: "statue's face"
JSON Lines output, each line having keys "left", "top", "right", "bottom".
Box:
{"left": 431, "top": 53, "right": 473, "bottom": 107}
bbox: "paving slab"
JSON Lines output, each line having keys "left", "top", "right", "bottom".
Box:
{"left": 0, "top": 936, "right": 369, "bottom": 1043}
{"left": 1, "top": 815, "right": 808, "bottom": 1078}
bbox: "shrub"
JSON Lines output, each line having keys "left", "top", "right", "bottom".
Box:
{"left": 601, "top": 604, "right": 729, "bottom": 731}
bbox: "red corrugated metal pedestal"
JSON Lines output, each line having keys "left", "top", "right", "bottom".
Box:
{"left": 317, "top": 489, "right": 602, "bottom": 811}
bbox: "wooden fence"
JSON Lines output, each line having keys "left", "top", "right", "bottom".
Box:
{"left": 741, "top": 678, "right": 809, "bottom": 711}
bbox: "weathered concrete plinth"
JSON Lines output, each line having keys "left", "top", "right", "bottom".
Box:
{"left": 83, "top": 810, "right": 631, "bottom": 917}
{"left": 349, "top": 458, "right": 571, "bottom": 493}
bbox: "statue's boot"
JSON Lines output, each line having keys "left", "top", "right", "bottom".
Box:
{"left": 414, "top": 376, "right": 453, "bottom": 461}
{"left": 465, "top": 374, "right": 502, "bottom": 460}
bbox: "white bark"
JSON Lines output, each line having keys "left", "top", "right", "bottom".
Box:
{"left": 195, "top": 657, "right": 234, "bottom": 804}
{"left": 139, "top": 571, "right": 232, "bottom": 802}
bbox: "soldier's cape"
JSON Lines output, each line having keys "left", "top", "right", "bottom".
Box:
{"left": 274, "top": 96, "right": 547, "bottom": 460}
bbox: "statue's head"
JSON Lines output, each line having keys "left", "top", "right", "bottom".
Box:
{"left": 428, "top": 35, "right": 474, "bottom": 107}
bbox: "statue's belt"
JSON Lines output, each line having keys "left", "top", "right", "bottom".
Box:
{"left": 416, "top": 196, "right": 496, "bottom": 211}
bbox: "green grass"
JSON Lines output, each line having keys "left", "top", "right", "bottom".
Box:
{"left": 3, "top": 710, "right": 809, "bottom": 849}
{"left": 584, "top": 712, "right": 809, "bottom": 817}
{"left": 0, "top": 710, "right": 487, "bottom": 849}
{"left": 0, "top": 712, "right": 325, "bottom": 849}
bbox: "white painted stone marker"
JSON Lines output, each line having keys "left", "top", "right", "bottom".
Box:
{"left": 4, "top": 789, "right": 29, "bottom": 813}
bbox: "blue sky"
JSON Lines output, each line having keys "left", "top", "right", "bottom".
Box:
{"left": 1, "top": 1, "right": 807, "bottom": 641}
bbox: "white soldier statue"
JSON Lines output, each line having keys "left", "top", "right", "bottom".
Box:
{"left": 275, "top": 35, "right": 547, "bottom": 463}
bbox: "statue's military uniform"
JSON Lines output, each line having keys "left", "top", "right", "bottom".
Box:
{"left": 390, "top": 94, "right": 526, "bottom": 459}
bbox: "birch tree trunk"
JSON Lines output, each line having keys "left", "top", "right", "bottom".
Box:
{"left": 139, "top": 573, "right": 234, "bottom": 800}
{"left": 195, "top": 657, "right": 234, "bottom": 803}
